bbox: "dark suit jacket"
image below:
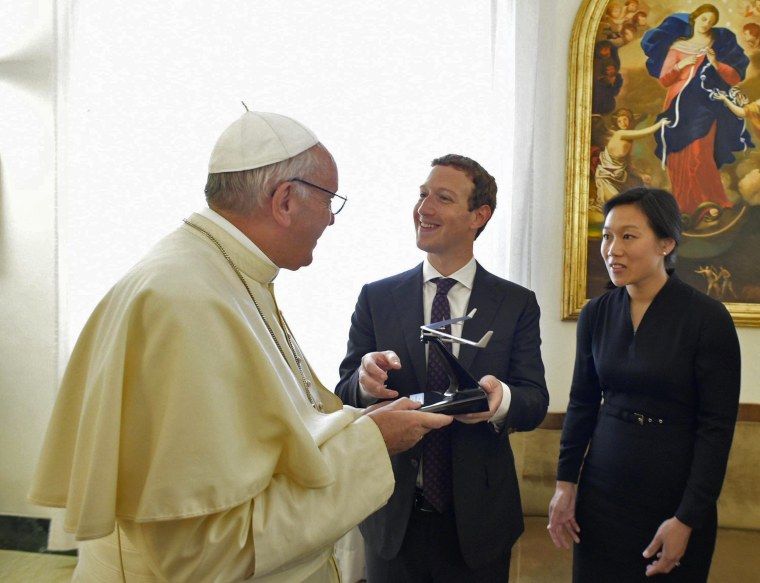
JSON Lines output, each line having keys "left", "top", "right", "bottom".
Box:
{"left": 335, "top": 262, "right": 548, "bottom": 569}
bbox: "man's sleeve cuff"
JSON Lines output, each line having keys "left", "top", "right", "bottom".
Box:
{"left": 488, "top": 382, "right": 512, "bottom": 431}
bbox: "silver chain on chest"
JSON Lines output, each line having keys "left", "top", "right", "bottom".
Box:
{"left": 183, "top": 219, "right": 321, "bottom": 411}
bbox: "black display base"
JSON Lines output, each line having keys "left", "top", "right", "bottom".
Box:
{"left": 410, "top": 387, "right": 489, "bottom": 415}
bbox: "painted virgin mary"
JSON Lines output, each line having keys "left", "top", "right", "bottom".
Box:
{"left": 642, "top": 4, "right": 752, "bottom": 224}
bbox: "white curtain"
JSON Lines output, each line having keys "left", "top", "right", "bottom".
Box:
{"left": 58, "top": 0, "right": 531, "bottom": 397}
{"left": 507, "top": 1, "right": 542, "bottom": 288}
{"left": 52, "top": 0, "right": 541, "bottom": 577}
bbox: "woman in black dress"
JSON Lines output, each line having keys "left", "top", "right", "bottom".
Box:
{"left": 547, "top": 188, "right": 741, "bottom": 582}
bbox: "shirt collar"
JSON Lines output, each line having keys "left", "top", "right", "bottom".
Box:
{"left": 198, "top": 207, "right": 279, "bottom": 281}
{"left": 422, "top": 256, "right": 477, "bottom": 290}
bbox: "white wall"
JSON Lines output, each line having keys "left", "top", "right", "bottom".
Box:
{"left": 0, "top": 0, "right": 758, "bottom": 520}
{"left": 525, "top": 1, "right": 582, "bottom": 411}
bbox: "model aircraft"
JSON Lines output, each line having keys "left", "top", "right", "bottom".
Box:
{"left": 419, "top": 308, "right": 493, "bottom": 349}
{"left": 414, "top": 309, "right": 492, "bottom": 413}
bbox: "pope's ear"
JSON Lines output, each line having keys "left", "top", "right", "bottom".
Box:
{"left": 271, "top": 181, "right": 295, "bottom": 227}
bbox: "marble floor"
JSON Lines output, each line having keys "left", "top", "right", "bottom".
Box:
{"left": 0, "top": 526, "right": 755, "bottom": 582}
{"left": 0, "top": 549, "right": 76, "bottom": 582}
{"left": 0, "top": 516, "right": 76, "bottom": 582}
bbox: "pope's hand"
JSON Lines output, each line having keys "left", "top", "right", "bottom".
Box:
{"left": 366, "top": 397, "right": 453, "bottom": 455}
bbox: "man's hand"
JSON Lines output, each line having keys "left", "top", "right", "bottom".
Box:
{"left": 358, "top": 351, "right": 402, "bottom": 399}
{"left": 453, "top": 375, "right": 503, "bottom": 424}
{"left": 366, "top": 397, "right": 453, "bottom": 455}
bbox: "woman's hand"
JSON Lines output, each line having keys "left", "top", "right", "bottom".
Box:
{"left": 706, "top": 47, "right": 718, "bottom": 68}
{"left": 676, "top": 55, "right": 698, "bottom": 70}
{"left": 547, "top": 481, "right": 581, "bottom": 549}
{"left": 642, "top": 516, "right": 692, "bottom": 576}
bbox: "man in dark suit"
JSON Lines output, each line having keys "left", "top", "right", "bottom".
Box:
{"left": 335, "top": 154, "right": 549, "bottom": 582}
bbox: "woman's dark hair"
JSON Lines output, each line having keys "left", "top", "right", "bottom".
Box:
{"left": 603, "top": 187, "right": 682, "bottom": 274}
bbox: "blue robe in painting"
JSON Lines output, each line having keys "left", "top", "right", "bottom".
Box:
{"left": 641, "top": 14, "right": 753, "bottom": 165}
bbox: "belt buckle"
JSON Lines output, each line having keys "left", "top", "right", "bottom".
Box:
{"left": 633, "top": 412, "right": 645, "bottom": 426}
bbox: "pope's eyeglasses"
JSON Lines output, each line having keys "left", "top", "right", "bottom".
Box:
{"left": 289, "top": 178, "right": 347, "bottom": 215}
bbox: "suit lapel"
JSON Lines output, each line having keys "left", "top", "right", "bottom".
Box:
{"left": 459, "top": 264, "right": 501, "bottom": 371}
{"left": 391, "top": 266, "right": 427, "bottom": 390}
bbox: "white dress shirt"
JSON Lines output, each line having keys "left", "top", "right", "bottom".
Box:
{"left": 422, "top": 258, "right": 511, "bottom": 427}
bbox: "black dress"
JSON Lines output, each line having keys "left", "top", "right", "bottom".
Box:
{"left": 557, "top": 275, "right": 741, "bottom": 583}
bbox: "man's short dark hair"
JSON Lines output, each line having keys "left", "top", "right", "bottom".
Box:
{"left": 431, "top": 154, "right": 497, "bottom": 238}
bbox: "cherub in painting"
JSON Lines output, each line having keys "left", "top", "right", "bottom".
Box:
{"left": 593, "top": 108, "right": 670, "bottom": 209}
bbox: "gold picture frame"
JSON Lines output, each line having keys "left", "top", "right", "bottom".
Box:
{"left": 563, "top": 0, "right": 760, "bottom": 326}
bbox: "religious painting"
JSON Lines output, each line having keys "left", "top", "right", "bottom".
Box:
{"left": 563, "top": 0, "right": 760, "bottom": 326}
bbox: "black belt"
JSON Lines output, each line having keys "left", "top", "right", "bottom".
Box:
{"left": 413, "top": 488, "right": 438, "bottom": 513}
{"left": 602, "top": 403, "right": 693, "bottom": 426}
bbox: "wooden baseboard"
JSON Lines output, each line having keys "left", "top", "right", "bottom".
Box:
{"left": 738, "top": 403, "right": 760, "bottom": 422}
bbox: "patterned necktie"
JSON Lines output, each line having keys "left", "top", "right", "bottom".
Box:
{"left": 423, "top": 277, "right": 457, "bottom": 512}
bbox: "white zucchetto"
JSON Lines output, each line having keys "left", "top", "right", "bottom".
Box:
{"left": 208, "top": 111, "right": 319, "bottom": 173}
